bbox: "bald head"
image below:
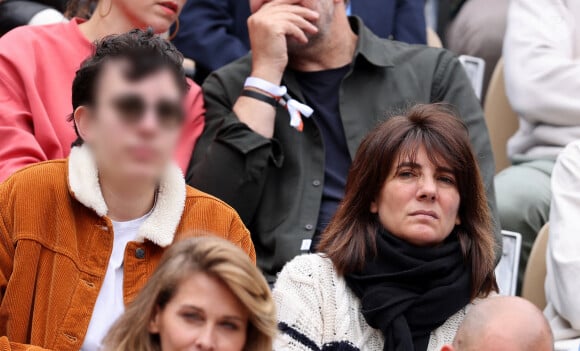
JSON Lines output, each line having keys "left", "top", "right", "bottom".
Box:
{"left": 441, "top": 297, "right": 553, "bottom": 351}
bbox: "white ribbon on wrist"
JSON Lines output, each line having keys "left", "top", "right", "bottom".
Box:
{"left": 244, "top": 77, "right": 313, "bottom": 132}
{"left": 245, "top": 77, "right": 287, "bottom": 96}
{"left": 280, "top": 95, "right": 314, "bottom": 131}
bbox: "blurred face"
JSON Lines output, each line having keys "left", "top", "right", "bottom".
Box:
{"left": 149, "top": 273, "right": 249, "bottom": 351}
{"left": 77, "top": 61, "right": 184, "bottom": 184}
{"left": 250, "top": 0, "right": 335, "bottom": 52}
{"left": 370, "top": 147, "right": 461, "bottom": 246}
{"left": 114, "top": 0, "right": 186, "bottom": 33}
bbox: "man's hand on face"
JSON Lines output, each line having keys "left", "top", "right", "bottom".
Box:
{"left": 247, "top": 0, "right": 319, "bottom": 84}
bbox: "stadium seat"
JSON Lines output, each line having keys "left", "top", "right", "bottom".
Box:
{"left": 484, "top": 58, "right": 519, "bottom": 174}
{"left": 495, "top": 230, "right": 522, "bottom": 296}
{"left": 458, "top": 55, "right": 485, "bottom": 100}
{"left": 522, "top": 223, "right": 549, "bottom": 310}
{"left": 427, "top": 27, "right": 443, "bottom": 48}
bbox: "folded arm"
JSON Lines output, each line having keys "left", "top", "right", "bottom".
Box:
{"left": 187, "top": 69, "right": 282, "bottom": 225}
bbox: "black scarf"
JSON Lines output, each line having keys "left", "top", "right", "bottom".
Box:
{"left": 345, "top": 228, "right": 471, "bottom": 351}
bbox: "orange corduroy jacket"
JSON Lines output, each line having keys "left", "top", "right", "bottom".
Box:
{"left": 0, "top": 146, "right": 256, "bottom": 351}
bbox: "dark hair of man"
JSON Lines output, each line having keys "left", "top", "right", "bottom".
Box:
{"left": 68, "top": 28, "right": 189, "bottom": 147}
{"left": 317, "top": 103, "right": 498, "bottom": 300}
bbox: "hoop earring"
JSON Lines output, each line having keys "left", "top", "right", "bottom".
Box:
{"left": 99, "top": 0, "right": 113, "bottom": 18}
{"left": 168, "top": 18, "right": 180, "bottom": 40}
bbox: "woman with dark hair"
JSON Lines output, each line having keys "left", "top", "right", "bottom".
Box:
{"left": 273, "top": 104, "right": 498, "bottom": 351}
{"left": 0, "top": 0, "right": 204, "bottom": 181}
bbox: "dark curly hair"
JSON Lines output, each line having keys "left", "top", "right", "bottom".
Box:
{"left": 69, "top": 28, "right": 189, "bottom": 147}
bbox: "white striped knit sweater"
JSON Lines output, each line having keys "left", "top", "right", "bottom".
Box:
{"left": 273, "top": 254, "right": 483, "bottom": 351}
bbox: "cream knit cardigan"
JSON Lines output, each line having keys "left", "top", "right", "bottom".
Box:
{"left": 273, "top": 254, "right": 482, "bottom": 351}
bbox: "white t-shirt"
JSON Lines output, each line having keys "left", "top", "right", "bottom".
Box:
{"left": 81, "top": 212, "right": 150, "bottom": 351}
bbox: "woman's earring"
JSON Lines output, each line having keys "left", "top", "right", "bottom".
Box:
{"left": 168, "top": 18, "right": 180, "bottom": 40}
{"left": 99, "top": 0, "right": 113, "bottom": 17}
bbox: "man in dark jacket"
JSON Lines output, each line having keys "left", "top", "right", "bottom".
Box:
{"left": 188, "top": 0, "right": 499, "bottom": 283}
{"left": 173, "top": 0, "right": 426, "bottom": 83}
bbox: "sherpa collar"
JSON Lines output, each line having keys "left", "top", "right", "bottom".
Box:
{"left": 67, "top": 145, "right": 186, "bottom": 247}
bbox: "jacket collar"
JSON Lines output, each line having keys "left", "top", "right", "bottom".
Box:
{"left": 67, "top": 145, "right": 186, "bottom": 247}
{"left": 349, "top": 16, "right": 394, "bottom": 68}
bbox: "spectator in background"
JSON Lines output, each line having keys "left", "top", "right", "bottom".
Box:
{"left": 441, "top": 297, "right": 553, "bottom": 351}
{"left": 103, "top": 237, "right": 276, "bottom": 351}
{"left": 188, "top": 0, "right": 499, "bottom": 283}
{"left": 496, "top": 0, "right": 580, "bottom": 289}
{"left": 0, "top": 30, "right": 254, "bottom": 351}
{"left": 0, "top": 0, "right": 205, "bottom": 183}
{"left": 346, "top": 0, "right": 426, "bottom": 43}
{"left": 172, "top": 0, "right": 250, "bottom": 84}
{"left": 273, "top": 105, "right": 498, "bottom": 350}
{"left": 546, "top": 141, "right": 580, "bottom": 342}
{"left": 446, "top": 0, "right": 511, "bottom": 100}
{"left": 173, "top": 0, "right": 426, "bottom": 84}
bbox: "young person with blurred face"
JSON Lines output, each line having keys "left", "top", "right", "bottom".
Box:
{"left": 189, "top": 0, "right": 500, "bottom": 283}
{"left": 103, "top": 237, "right": 276, "bottom": 351}
{"left": 0, "top": 30, "right": 254, "bottom": 351}
{"left": 0, "top": 0, "right": 204, "bottom": 182}
{"left": 273, "top": 104, "right": 498, "bottom": 351}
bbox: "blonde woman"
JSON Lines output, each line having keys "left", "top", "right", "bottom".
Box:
{"left": 103, "top": 236, "right": 276, "bottom": 351}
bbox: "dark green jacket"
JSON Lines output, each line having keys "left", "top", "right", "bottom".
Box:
{"left": 189, "top": 17, "right": 500, "bottom": 282}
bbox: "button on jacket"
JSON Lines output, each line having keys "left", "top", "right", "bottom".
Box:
{"left": 189, "top": 17, "right": 500, "bottom": 283}
{"left": 0, "top": 145, "right": 255, "bottom": 351}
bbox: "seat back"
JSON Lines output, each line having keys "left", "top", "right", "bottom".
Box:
{"left": 484, "top": 58, "right": 519, "bottom": 174}
{"left": 522, "top": 223, "right": 550, "bottom": 310}
{"left": 495, "top": 230, "right": 522, "bottom": 296}
{"left": 458, "top": 55, "right": 485, "bottom": 100}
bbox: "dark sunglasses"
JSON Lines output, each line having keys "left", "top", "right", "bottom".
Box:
{"left": 110, "top": 94, "right": 185, "bottom": 128}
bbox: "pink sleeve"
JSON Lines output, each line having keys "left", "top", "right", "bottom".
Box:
{"left": 0, "top": 53, "right": 47, "bottom": 183}
{"left": 174, "top": 79, "right": 205, "bottom": 172}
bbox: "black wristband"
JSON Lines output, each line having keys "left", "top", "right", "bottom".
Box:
{"left": 241, "top": 89, "right": 278, "bottom": 107}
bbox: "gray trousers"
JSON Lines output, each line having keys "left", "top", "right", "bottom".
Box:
{"left": 495, "top": 159, "right": 555, "bottom": 292}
